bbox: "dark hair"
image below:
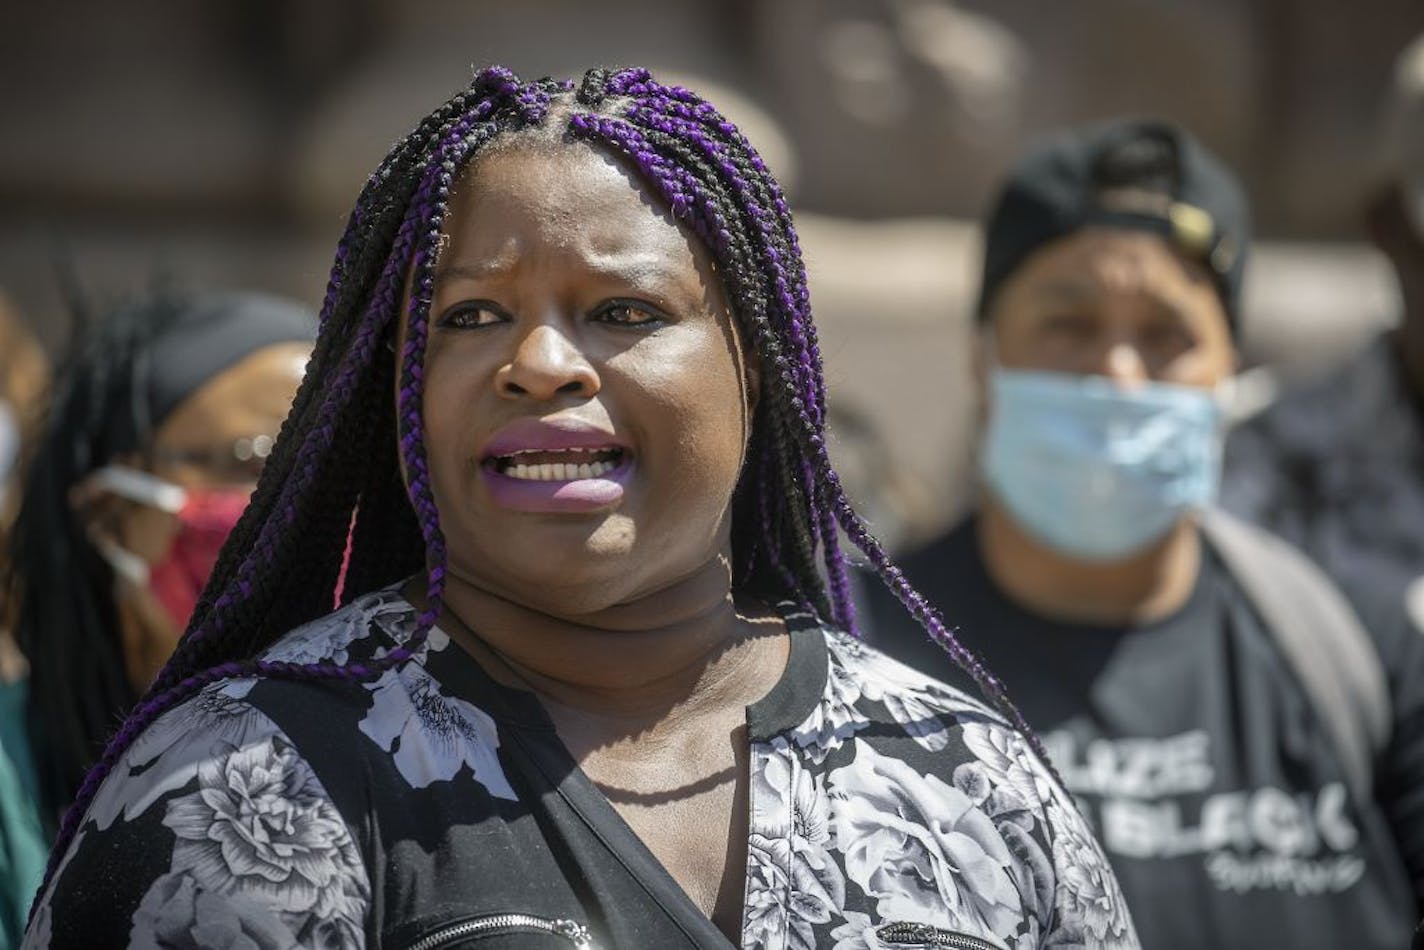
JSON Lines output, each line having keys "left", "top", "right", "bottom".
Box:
{"left": 8, "top": 288, "right": 314, "bottom": 826}
{"left": 8, "top": 294, "right": 190, "bottom": 824}
{"left": 39, "top": 65, "right": 1041, "bottom": 897}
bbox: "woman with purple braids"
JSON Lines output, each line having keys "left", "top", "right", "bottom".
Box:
{"left": 24, "top": 68, "right": 1137, "bottom": 949}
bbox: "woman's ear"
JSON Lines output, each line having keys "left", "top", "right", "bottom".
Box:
{"left": 744, "top": 351, "right": 762, "bottom": 418}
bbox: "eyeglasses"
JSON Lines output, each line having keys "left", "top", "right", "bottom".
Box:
{"left": 151, "top": 434, "right": 278, "bottom": 483}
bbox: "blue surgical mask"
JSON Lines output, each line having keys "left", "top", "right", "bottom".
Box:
{"left": 980, "top": 369, "right": 1223, "bottom": 561}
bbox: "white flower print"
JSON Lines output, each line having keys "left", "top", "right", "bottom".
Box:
{"left": 953, "top": 762, "right": 1035, "bottom": 830}
{"left": 129, "top": 871, "right": 308, "bottom": 949}
{"left": 829, "top": 911, "right": 882, "bottom": 950}
{"left": 788, "top": 653, "right": 869, "bottom": 764}
{"left": 953, "top": 759, "right": 1056, "bottom": 945}
{"left": 262, "top": 587, "right": 437, "bottom": 667}
{"left": 1043, "top": 802, "right": 1136, "bottom": 950}
{"left": 88, "top": 591, "right": 425, "bottom": 836}
{"left": 744, "top": 834, "right": 792, "bottom": 949}
{"left": 152, "top": 736, "right": 368, "bottom": 945}
{"left": 745, "top": 749, "right": 847, "bottom": 949}
{"left": 958, "top": 722, "right": 1059, "bottom": 822}
{"left": 824, "top": 631, "right": 989, "bottom": 755}
{"left": 743, "top": 832, "right": 845, "bottom": 950}
{"left": 828, "top": 740, "right": 1024, "bottom": 942}
{"left": 356, "top": 660, "right": 516, "bottom": 799}
{"left": 87, "top": 679, "right": 264, "bottom": 832}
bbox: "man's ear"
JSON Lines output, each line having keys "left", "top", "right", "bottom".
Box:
{"left": 971, "top": 324, "right": 997, "bottom": 430}
{"left": 971, "top": 324, "right": 995, "bottom": 394}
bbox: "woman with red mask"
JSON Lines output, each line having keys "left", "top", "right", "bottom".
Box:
{"left": 6, "top": 290, "right": 312, "bottom": 829}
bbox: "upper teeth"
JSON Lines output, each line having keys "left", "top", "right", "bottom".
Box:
{"left": 507, "top": 460, "right": 617, "bottom": 481}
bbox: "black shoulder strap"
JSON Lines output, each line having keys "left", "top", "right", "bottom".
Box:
{"left": 1198, "top": 508, "right": 1389, "bottom": 803}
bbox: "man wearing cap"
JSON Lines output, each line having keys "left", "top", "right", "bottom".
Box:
{"left": 1224, "top": 36, "right": 1424, "bottom": 606}
{"left": 867, "top": 119, "right": 1423, "bottom": 948}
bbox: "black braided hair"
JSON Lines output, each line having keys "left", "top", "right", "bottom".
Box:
{"left": 9, "top": 293, "right": 188, "bottom": 823}
{"left": 37, "top": 66, "right": 1046, "bottom": 904}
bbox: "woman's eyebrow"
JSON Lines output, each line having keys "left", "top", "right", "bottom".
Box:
{"left": 433, "top": 259, "right": 515, "bottom": 283}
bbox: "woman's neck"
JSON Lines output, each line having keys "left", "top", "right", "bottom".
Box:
{"left": 978, "top": 498, "right": 1202, "bottom": 627}
{"left": 405, "top": 554, "right": 788, "bottom": 726}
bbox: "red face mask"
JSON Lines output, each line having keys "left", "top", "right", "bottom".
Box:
{"left": 145, "top": 488, "right": 250, "bottom": 632}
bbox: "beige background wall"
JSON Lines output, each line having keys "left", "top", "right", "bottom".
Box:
{"left": 1, "top": 0, "right": 1416, "bottom": 544}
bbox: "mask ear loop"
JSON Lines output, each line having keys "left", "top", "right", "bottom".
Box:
{"left": 89, "top": 532, "right": 152, "bottom": 587}
{"left": 80, "top": 466, "right": 190, "bottom": 597}
{"left": 85, "top": 465, "right": 188, "bottom": 514}
{"left": 1214, "top": 365, "right": 1279, "bottom": 428}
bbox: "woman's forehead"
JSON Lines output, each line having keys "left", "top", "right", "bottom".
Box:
{"left": 441, "top": 141, "right": 712, "bottom": 280}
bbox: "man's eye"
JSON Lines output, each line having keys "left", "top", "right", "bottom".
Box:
{"left": 1142, "top": 321, "right": 1194, "bottom": 352}
{"left": 1041, "top": 313, "right": 1097, "bottom": 338}
{"left": 439, "top": 304, "right": 506, "bottom": 329}
{"left": 593, "top": 302, "right": 665, "bottom": 328}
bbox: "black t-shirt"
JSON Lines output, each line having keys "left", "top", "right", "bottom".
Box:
{"left": 865, "top": 517, "right": 1424, "bottom": 950}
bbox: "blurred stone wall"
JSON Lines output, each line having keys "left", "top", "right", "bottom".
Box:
{"left": 0, "top": 0, "right": 1415, "bottom": 541}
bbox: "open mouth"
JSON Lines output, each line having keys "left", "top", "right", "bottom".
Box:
{"left": 486, "top": 447, "right": 627, "bottom": 482}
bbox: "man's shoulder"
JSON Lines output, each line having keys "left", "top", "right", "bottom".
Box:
{"left": 895, "top": 515, "right": 981, "bottom": 584}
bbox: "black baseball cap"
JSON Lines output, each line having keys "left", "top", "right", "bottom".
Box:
{"left": 977, "top": 118, "right": 1250, "bottom": 325}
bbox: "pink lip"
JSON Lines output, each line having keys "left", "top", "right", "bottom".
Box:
{"left": 481, "top": 417, "right": 629, "bottom": 460}
{"left": 482, "top": 458, "right": 632, "bottom": 513}
{"left": 480, "top": 417, "right": 633, "bottom": 514}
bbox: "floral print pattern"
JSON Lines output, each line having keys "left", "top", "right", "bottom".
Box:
{"left": 357, "top": 658, "right": 516, "bottom": 799}
{"left": 158, "top": 739, "right": 365, "bottom": 924}
{"left": 26, "top": 590, "right": 1136, "bottom": 950}
{"left": 747, "top": 628, "right": 1138, "bottom": 950}
{"left": 828, "top": 741, "right": 1024, "bottom": 936}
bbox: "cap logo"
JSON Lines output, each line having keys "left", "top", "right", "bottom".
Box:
{"left": 1168, "top": 202, "right": 1216, "bottom": 257}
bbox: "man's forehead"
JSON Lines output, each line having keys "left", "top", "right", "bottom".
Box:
{"left": 1019, "top": 230, "right": 1206, "bottom": 293}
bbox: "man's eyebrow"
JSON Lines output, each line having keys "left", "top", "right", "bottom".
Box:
{"left": 1145, "top": 290, "right": 1196, "bottom": 323}
{"left": 1028, "top": 277, "right": 1100, "bottom": 302}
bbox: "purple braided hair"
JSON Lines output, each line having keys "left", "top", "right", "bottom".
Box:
{"left": 35, "top": 70, "right": 523, "bottom": 903}
{"left": 35, "top": 66, "right": 1055, "bottom": 913}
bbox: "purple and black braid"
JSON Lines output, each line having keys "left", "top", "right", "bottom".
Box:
{"left": 35, "top": 65, "right": 1045, "bottom": 906}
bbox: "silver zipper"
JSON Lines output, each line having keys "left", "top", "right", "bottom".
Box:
{"left": 406, "top": 913, "right": 596, "bottom": 950}
{"left": 875, "top": 921, "right": 1001, "bottom": 950}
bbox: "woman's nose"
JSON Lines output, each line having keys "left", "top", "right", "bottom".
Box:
{"left": 494, "top": 324, "right": 600, "bottom": 401}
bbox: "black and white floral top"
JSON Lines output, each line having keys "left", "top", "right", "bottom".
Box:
{"left": 26, "top": 588, "right": 1138, "bottom": 950}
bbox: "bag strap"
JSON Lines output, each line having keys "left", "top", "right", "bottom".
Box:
{"left": 1198, "top": 508, "right": 1390, "bottom": 804}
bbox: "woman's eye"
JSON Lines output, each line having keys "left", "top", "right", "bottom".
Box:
{"left": 439, "top": 304, "right": 506, "bottom": 329}
{"left": 593, "top": 302, "right": 665, "bottom": 328}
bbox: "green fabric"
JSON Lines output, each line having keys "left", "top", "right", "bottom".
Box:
{"left": 0, "top": 681, "right": 37, "bottom": 810}
{"left": 0, "top": 679, "right": 46, "bottom": 949}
